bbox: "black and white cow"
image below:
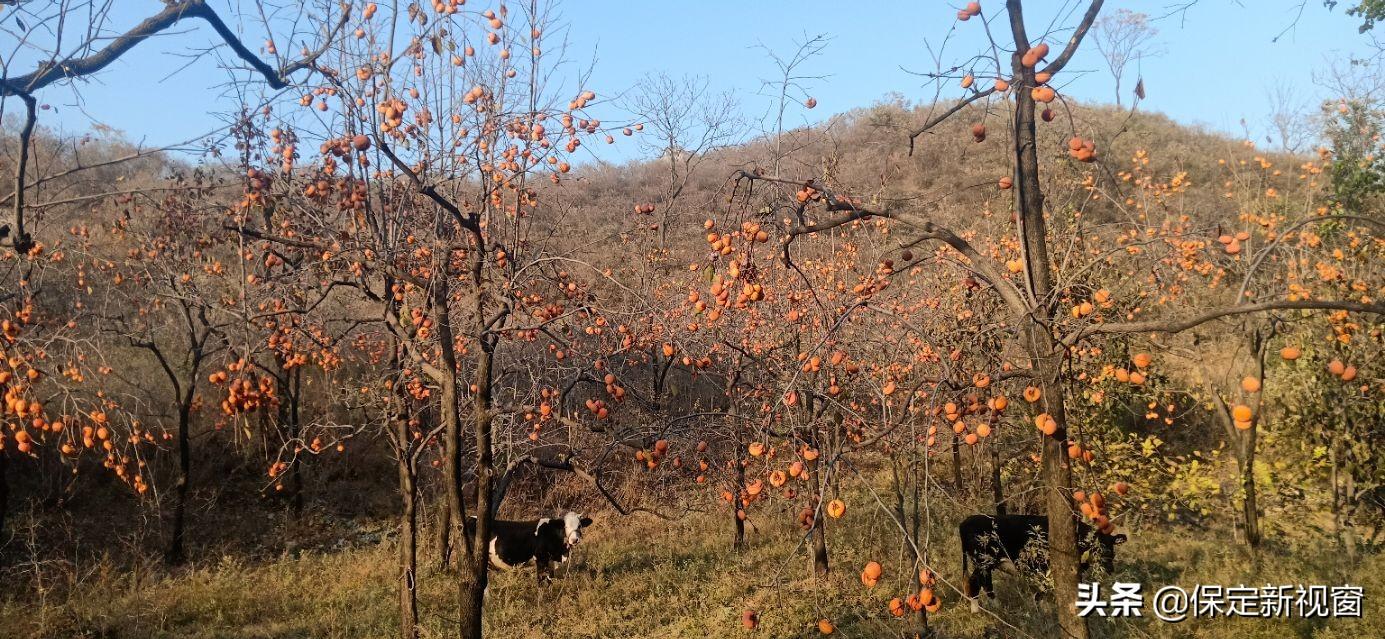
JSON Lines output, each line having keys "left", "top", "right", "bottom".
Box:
{"left": 468, "top": 511, "right": 592, "bottom": 584}
{"left": 959, "top": 514, "right": 1126, "bottom": 612}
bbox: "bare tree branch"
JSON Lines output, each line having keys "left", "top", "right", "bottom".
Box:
{"left": 1063, "top": 300, "right": 1385, "bottom": 345}
{"left": 4, "top": 91, "right": 36, "bottom": 253}
{"left": 1039, "top": 0, "right": 1107, "bottom": 76}
{"left": 491, "top": 448, "right": 674, "bottom": 521}
{"left": 376, "top": 140, "right": 483, "bottom": 237}
{"left": 1, "top": 0, "right": 348, "bottom": 97}
{"left": 907, "top": 88, "right": 995, "bottom": 155}
{"left": 733, "top": 170, "right": 1032, "bottom": 317}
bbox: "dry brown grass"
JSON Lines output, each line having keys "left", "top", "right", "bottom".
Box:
{"left": 4, "top": 483, "right": 1380, "bottom": 639}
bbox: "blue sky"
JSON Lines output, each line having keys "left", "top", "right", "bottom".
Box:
{"left": 10, "top": 1, "right": 1379, "bottom": 162}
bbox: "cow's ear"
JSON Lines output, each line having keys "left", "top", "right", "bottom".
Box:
{"left": 1113, "top": 534, "right": 1127, "bottom": 545}
{"left": 580, "top": 516, "right": 593, "bottom": 528}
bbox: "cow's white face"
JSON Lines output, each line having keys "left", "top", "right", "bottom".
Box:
{"left": 561, "top": 511, "right": 590, "bottom": 548}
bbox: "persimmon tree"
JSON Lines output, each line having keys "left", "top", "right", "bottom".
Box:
{"left": 1317, "top": 63, "right": 1385, "bottom": 210}
{"left": 0, "top": 208, "right": 173, "bottom": 543}
{"left": 89, "top": 178, "right": 235, "bottom": 564}
{"left": 217, "top": 2, "right": 679, "bottom": 637}
{"left": 1, "top": 0, "right": 346, "bottom": 548}
{"left": 0, "top": 140, "right": 189, "bottom": 543}
{"left": 5, "top": 2, "right": 1385, "bottom": 639}
{"left": 725, "top": 1, "right": 1383, "bottom": 636}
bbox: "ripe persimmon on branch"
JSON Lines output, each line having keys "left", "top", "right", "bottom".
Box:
{"left": 908, "top": 87, "right": 995, "bottom": 154}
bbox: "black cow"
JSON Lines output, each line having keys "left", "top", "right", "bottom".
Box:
{"left": 959, "top": 514, "right": 1126, "bottom": 612}
{"left": 468, "top": 511, "right": 592, "bottom": 584}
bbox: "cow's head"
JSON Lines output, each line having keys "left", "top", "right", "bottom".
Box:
{"left": 559, "top": 511, "right": 592, "bottom": 548}
{"left": 1081, "top": 529, "right": 1127, "bottom": 574}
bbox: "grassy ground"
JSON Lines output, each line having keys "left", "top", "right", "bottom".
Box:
{"left": 3, "top": 497, "right": 1381, "bottom": 638}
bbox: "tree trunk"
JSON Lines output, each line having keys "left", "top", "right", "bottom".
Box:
{"left": 457, "top": 566, "right": 485, "bottom": 639}
{"left": 435, "top": 237, "right": 495, "bottom": 639}
{"left": 435, "top": 497, "right": 453, "bottom": 571}
{"left": 1331, "top": 438, "right": 1343, "bottom": 549}
{"left": 396, "top": 414, "right": 420, "bottom": 639}
{"left": 732, "top": 460, "right": 746, "bottom": 549}
{"left": 732, "top": 498, "right": 746, "bottom": 549}
{"left": 430, "top": 278, "right": 481, "bottom": 638}
{"left": 725, "top": 375, "right": 747, "bottom": 550}
{"left": 1343, "top": 475, "right": 1359, "bottom": 560}
{"left": 438, "top": 359, "right": 464, "bottom": 560}
{"left": 1239, "top": 328, "right": 1268, "bottom": 550}
{"left": 808, "top": 454, "right": 829, "bottom": 577}
{"left": 911, "top": 468, "right": 929, "bottom": 638}
{"left": 1241, "top": 429, "right": 1260, "bottom": 547}
{"left": 424, "top": 400, "right": 452, "bottom": 572}
{"left": 890, "top": 462, "right": 908, "bottom": 541}
{"left": 1007, "top": 7, "right": 1087, "bottom": 634}
{"left": 166, "top": 395, "right": 193, "bottom": 564}
{"left": 0, "top": 451, "right": 8, "bottom": 539}
{"left": 287, "top": 367, "right": 304, "bottom": 519}
{"left": 951, "top": 432, "right": 963, "bottom": 492}
{"left": 910, "top": 466, "right": 922, "bottom": 546}
{"left": 991, "top": 434, "right": 1007, "bottom": 516}
{"left": 459, "top": 338, "right": 495, "bottom": 639}
{"left": 1034, "top": 369, "right": 1083, "bottom": 637}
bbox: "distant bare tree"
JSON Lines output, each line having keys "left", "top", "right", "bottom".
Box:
{"left": 625, "top": 73, "right": 742, "bottom": 247}
{"left": 1314, "top": 55, "right": 1385, "bottom": 106}
{"left": 755, "top": 33, "right": 829, "bottom": 174}
{"left": 1092, "top": 9, "right": 1160, "bottom": 107}
{"left": 1266, "top": 78, "right": 1312, "bottom": 153}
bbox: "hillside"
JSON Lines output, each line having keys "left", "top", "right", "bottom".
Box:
{"left": 4, "top": 3, "right": 1384, "bottom": 638}
{"left": 5, "top": 98, "right": 1379, "bottom": 639}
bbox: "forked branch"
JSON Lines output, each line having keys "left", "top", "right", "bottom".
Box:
{"left": 1039, "top": 0, "right": 1107, "bottom": 76}
{"left": 907, "top": 88, "right": 996, "bottom": 155}
{"left": 0, "top": 0, "right": 349, "bottom": 97}
{"left": 732, "top": 170, "right": 1031, "bottom": 317}
{"left": 491, "top": 450, "right": 674, "bottom": 520}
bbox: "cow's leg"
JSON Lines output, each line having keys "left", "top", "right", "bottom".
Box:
{"left": 966, "top": 566, "right": 986, "bottom": 613}
{"left": 536, "top": 559, "right": 553, "bottom": 586}
{"left": 984, "top": 567, "right": 996, "bottom": 600}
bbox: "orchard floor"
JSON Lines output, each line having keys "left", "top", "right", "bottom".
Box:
{"left": 2, "top": 501, "right": 1381, "bottom": 639}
